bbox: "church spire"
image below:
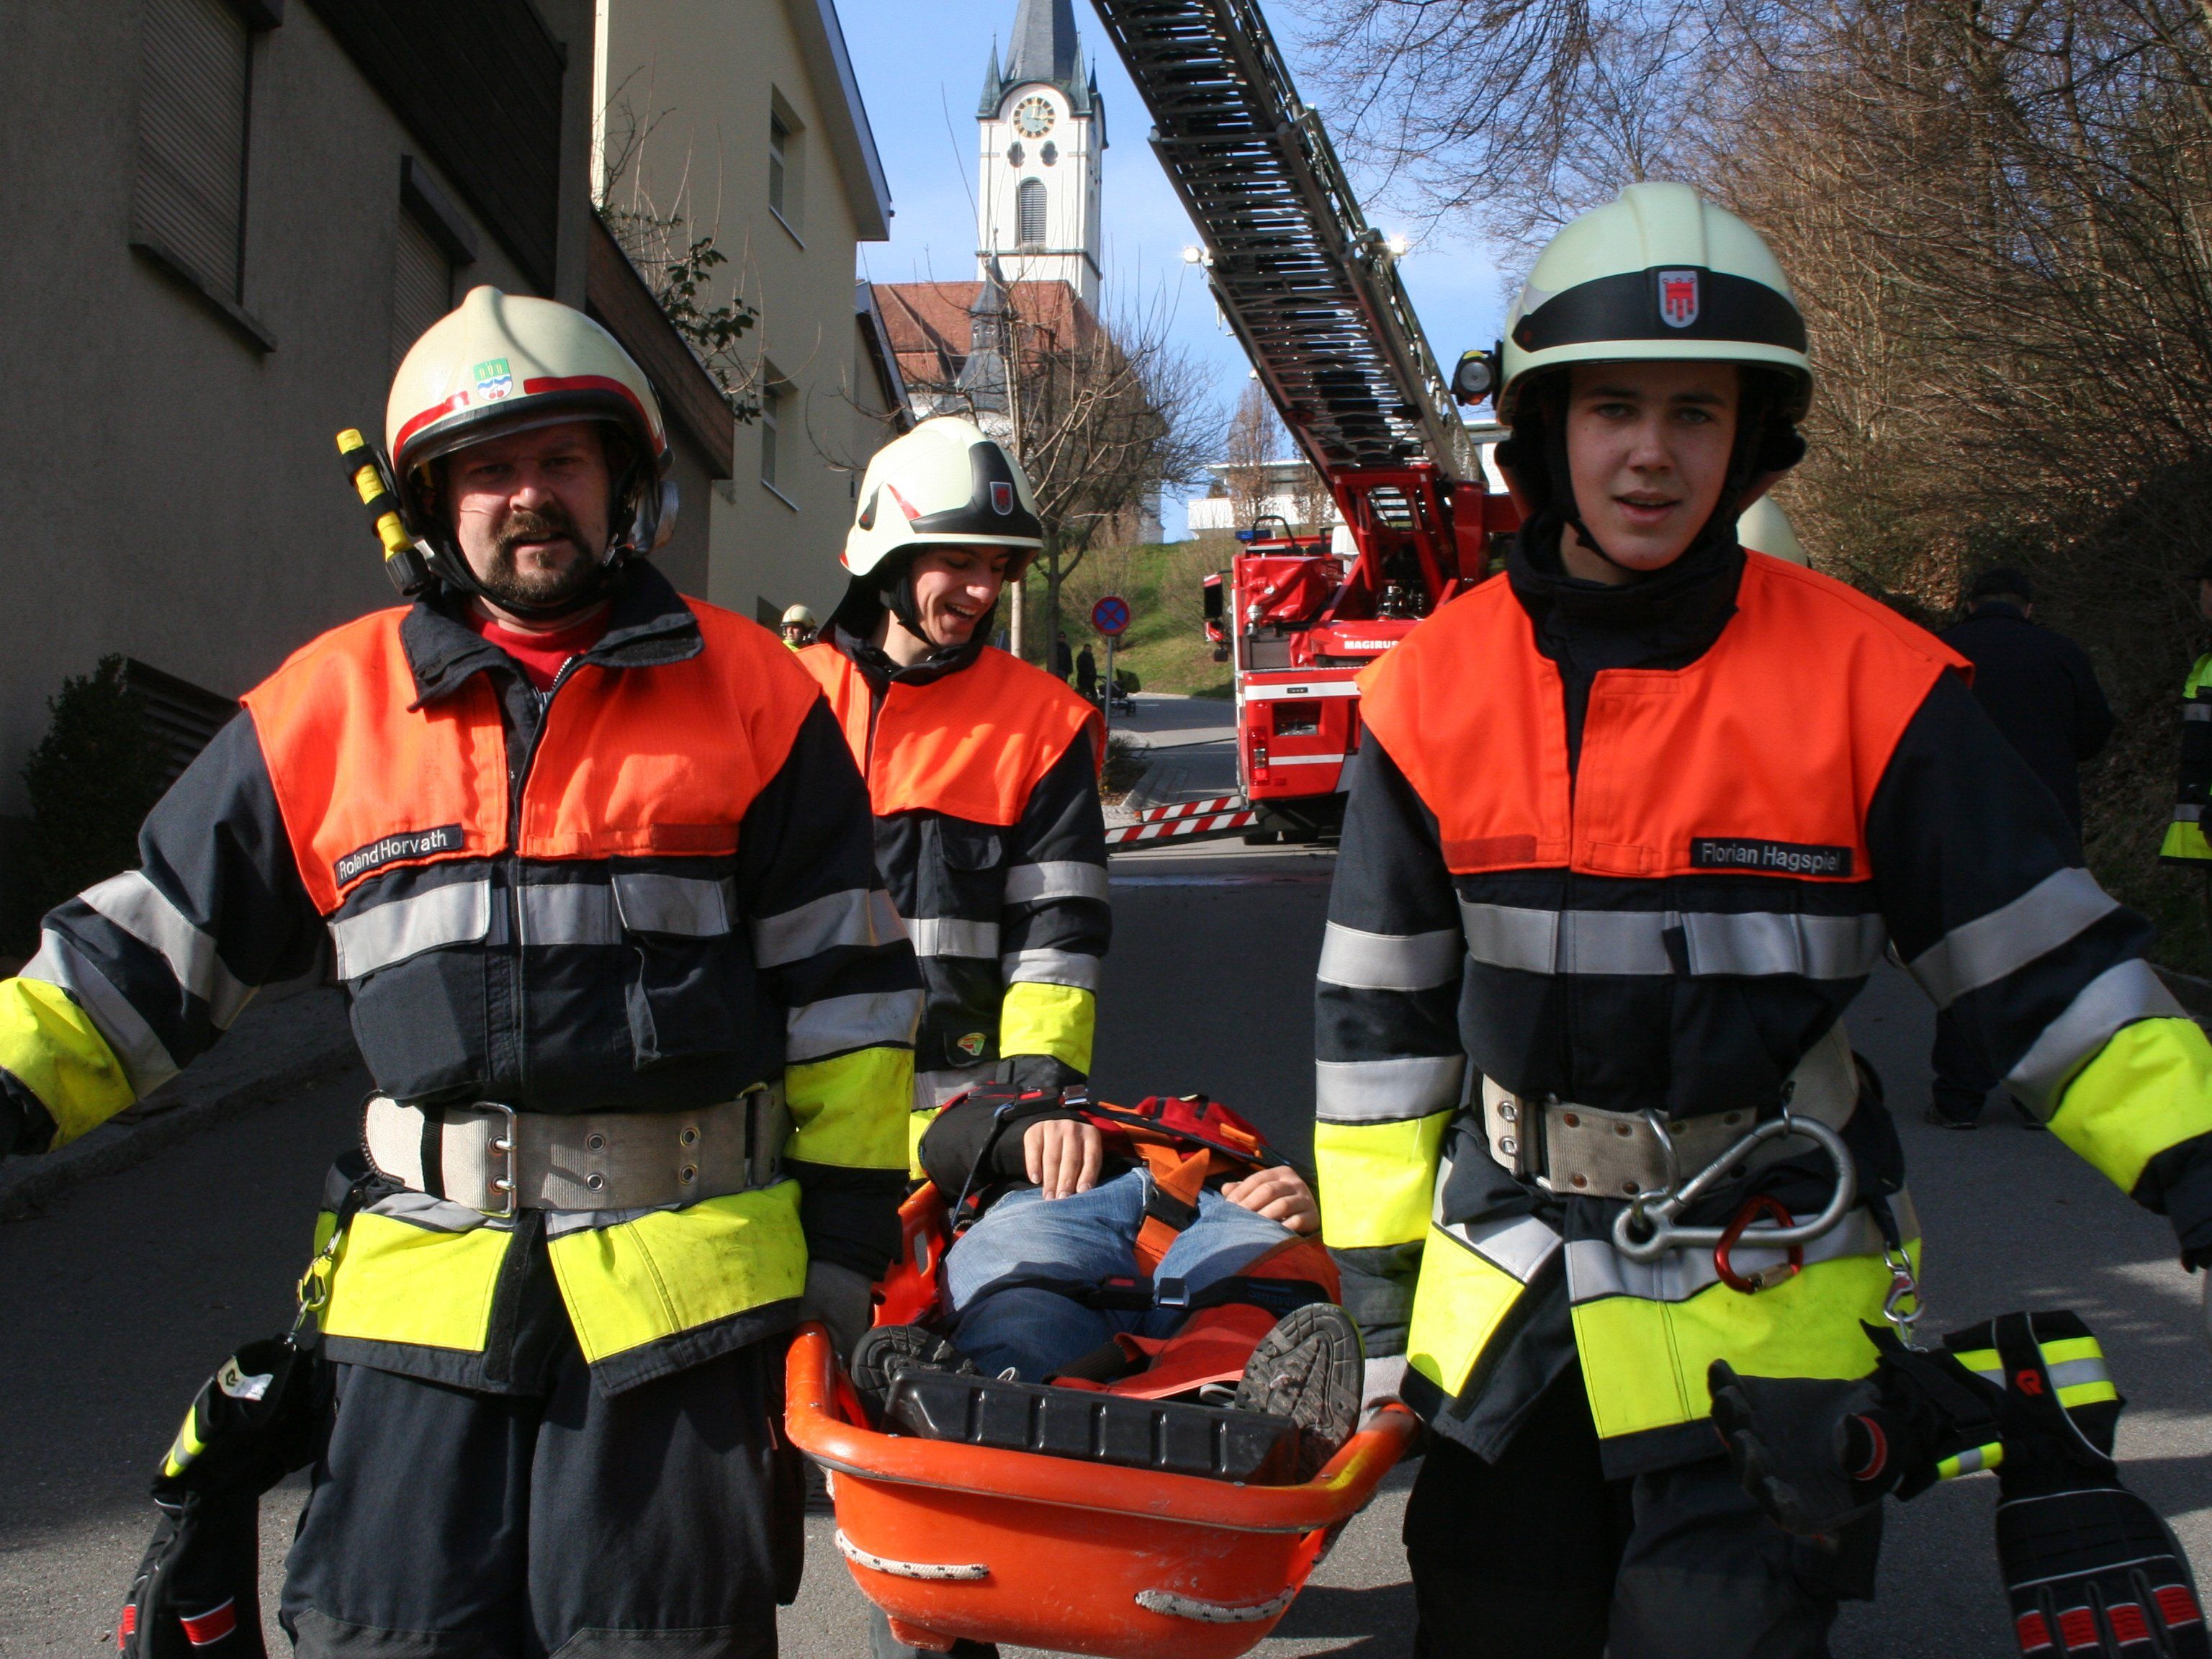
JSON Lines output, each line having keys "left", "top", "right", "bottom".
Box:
{"left": 976, "top": 39, "right": 1003, "bottom": 118}
{"left": 1005, "top": 0, "right": 1079, "bottom": 90}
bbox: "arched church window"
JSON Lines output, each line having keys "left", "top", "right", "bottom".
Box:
{"left": 1017, "top": 178, "right": 1047, "bottom": 248}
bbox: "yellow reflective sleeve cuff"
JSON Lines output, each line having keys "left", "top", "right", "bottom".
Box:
{"left": 909, "top": 1104, "right": 944, "bottom": 1177}
{"left": 784, "top": 1045, "right": 912, "bottom": 1170}
{"left": 0, "top": 976, "right": 137, "bottom": 1148}
{"left": 999, "top": 982, "right": 1095, "bottom": 1075}
{"left": 161, "top": 1401, "right": 206, "bottom": 1480}
{"left": 1315, "top": 1110, "right": 1451, "bottom": 1249}
{"left": 547, "top": 1181, "right": 808, "bottom": 1365}
{"left": 2047, "top": 1015, "right": 2212, "bottom": 1194}
{"left": 2160, "top": 821, "right": 2212, "bottom": 861}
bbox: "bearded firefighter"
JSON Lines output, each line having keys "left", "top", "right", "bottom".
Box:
{"left": 0, "top": 286, "right": 918, "bottom": 1655}
{"left": 1315, "top": 183, "right": 2212, "bottom": 1657}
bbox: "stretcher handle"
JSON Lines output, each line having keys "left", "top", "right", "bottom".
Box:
{"left": 783, "top": 1325, "right": 1419, "bottom": 1534}
{"left": 1610, "top": 1111, "right": 1858, "bottom": 1264}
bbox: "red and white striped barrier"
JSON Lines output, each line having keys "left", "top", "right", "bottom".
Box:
{"left": 1106, "top": 806, "right": 1259, "bottom": 846}
{"left": 1133, "top": 793, "right": 1246, "bottom": 824}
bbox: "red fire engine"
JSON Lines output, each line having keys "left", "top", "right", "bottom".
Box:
{"left": 1092, "top": 0, "right": 1521, "bottom": 844}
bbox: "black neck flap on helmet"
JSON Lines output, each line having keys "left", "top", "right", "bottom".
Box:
{"left": 1495, "top": 366, "right": 1806, "bottom": 577}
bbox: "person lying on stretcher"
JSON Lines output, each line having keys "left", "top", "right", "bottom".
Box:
{"left": 849, "top": 1085, "right": 1366, "bottom": 1464}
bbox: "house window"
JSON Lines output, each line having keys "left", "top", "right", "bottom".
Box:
{"left": 134, "top": 0, "right": 253, "bottom": 302}
{"left": 1017, "top": 178, "right": 1048, "bottom": 248}
{"left": 768, "top": 112, "right": 790, "bottom": 217}
{"left": 392, "top": 210, "right": 452, "bottom": 369}
{"left": 766, "top": 96, "right": 805, "bottom": 233}
{"left": 760, "top": 377, "right": 789, "bottom": 493}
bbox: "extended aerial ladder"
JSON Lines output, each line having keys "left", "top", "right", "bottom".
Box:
{"left": 1088, "top": 0, "right": 1514, "bottom": 842}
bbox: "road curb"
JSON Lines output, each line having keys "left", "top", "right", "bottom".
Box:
{"left": 0, "top": 986, "right": 358, "bottom": 1222}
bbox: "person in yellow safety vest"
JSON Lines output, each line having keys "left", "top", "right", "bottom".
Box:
{"left": 781, "top": 603, "right": 818, "bottom": 650}
{"left": 0, "top": 286, "right": 920, "bottom": 1655}
{"left": 795, "top": 418, "right": 1111, "bottom": 1161}
{"left": 2159, "top": 556, "right": 2212, "bottom": 875}
{"left": 1314, "top": 183, "right": 2212, "bottom": 1659}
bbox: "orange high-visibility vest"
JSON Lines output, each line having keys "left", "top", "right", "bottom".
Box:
{"left": 1357, "top": 551, "right": 1968, "bottom": 882}
{"left": 798, "top": 642, "right": 1102, "bottom": 825}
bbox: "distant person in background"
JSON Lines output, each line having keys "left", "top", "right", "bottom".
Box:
{"left": 1927, "top": 565, "right": 2116, "bottom": 1128}
{"left": 2157, "top": 557, "right": 2212, "bottom": 911}
{"left": 1076, "top": 643, "right": 1098, "bottom": 703}
{"left": 1054, "top": 635, "right": 1074, "bottom": 682}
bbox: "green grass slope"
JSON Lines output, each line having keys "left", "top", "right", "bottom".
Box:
{"left": 1013, "top": 541, "right": 1235, "bottom": 698}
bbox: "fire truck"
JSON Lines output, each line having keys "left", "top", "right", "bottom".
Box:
{"left": 1091, "top": 0, "right": 1519, "bottom": 845}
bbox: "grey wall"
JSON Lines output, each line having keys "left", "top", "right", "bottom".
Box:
{"left": 0, "top": 0, "right": 597, "bottom": 912}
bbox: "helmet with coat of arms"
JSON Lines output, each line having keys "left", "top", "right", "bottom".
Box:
{"left": 385, "top": 285, "right": 675, "bottom": 609}
{"left": 1493, "top": 182, "right": 1815, "bottom": 523}
{"left": 842, "top": 417, "right": 1045, "bottom": 581}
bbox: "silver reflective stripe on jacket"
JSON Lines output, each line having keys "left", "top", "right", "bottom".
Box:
{"left": 1907, "top": 868, "right": 2120, "bottom": 1010}
{"left": 752, "top": 886, "right": 903, "bottom": 967}
{"left": 1003, "top": 861, "right": 1110, "bottom": 904}
{"left": 1317, "top": 922, "right": 1463, "bottom": 992}
{"left": 1458, "top": 902, "right": 1886, "bottom": 980}
{"left": 22, "top": 928, "right": 180, "bottom": 1096}
{"left": 1565, "top": 1193, "right": 1916, "bottom": 1306}
{"left": 2005, "top": 958, "right": 2185, "bottom": 1118}
{"left": 78, "top": 871, "right": 255, "bottom": 1028}
{"left": 907, "top": 917, "right": 1001, "bottom": 960}
{"left": 331, "top": 881, "right": 493, "bottom": 979}
{"left": 1001, "top": 948, "right": 1102, "bottom": 991}
{"left": 787, "top": 989, "right": 922, "bottom": 1063}
{"left": 1315, "top": 1052, "right": 1467, "bottom": 1124}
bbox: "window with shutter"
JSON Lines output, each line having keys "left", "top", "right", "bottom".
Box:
{"left": 1017, "top": 178, "right": 1048, "bottom": 248}
{"left": 134, "top": 0, "right": 251, "bottom": 302}
{"left": 392, "top": 210, "right": 453, "bottom": 369}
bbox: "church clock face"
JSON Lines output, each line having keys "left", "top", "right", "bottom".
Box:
{"left": 1013, "top": 96, "right": 1056, "bottom": 138}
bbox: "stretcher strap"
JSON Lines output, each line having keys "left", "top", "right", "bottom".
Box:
{"left": 1133, "top": 1143, "right": 1218, "bottom": 1274}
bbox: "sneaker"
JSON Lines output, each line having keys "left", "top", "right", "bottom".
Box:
{"left": 1234, "top": 1303, "right": 1363, "bottom": 1478}
{"left": 848, "top": 1324, "right": 977, "bottom": 1421}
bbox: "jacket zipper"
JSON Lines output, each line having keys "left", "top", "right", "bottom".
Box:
{"left": 505, "top": 656, "right": 585, "bottom": 1097}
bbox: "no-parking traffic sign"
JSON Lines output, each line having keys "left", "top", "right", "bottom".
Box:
{"left": 1091, "top": 595, "right": 1130, "bottom": 637}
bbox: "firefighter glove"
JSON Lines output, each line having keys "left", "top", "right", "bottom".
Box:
{"left": 1707, "top": 1363, "right": 1894, "bottom": 1537}
{"left": 118, "top": 1492, "right": 264, "bottom": 1658}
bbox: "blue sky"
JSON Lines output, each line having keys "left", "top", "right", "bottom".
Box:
{"left": 836, "top": 0, "right": 1505, "bottom": 537}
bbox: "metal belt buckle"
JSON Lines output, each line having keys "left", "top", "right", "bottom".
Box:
{"left": 480, "top": 1101, "right": 519, "bottom": 1219}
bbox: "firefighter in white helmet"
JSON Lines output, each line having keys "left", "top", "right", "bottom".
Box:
{"left": 797, "top": 417, "right": 1108, "bottom": 1137}
{"left": 0, "top": 286, "right": 917, "bottom": 1653}
{"left": 1314, "top": 183, "right": 2212, "bottom": 1655}
{"left": 781, "top": 603, "right": 818, "bottom": 649}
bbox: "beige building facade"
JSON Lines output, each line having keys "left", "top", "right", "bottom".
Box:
{"left": 592, "top": 0, "right": 902, "bottom": 631}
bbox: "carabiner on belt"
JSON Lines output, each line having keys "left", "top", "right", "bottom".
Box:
{"left": 1610, "top": 1110, "right": 1858, "bottom": 1271}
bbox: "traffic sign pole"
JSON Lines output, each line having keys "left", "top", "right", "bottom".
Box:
{"left": 1089, "top": 594, "right": 1131, "bottom": 758}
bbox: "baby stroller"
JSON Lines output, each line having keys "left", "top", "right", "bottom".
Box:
{"left": 782, "top": 1092, "right": 1418, "bottom": 1658}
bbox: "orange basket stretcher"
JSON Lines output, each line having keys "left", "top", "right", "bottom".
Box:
{"left": 783, "top": 1179, "right": 1419, "bottom": 1658}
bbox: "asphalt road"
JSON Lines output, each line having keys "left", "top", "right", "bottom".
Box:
{"left": 0, "top": 841, "right": 2204, "bottom": 1656}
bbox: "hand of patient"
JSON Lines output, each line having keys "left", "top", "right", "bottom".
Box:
{"left": 1221, "top": 1165, "right": 1320, "bottom": 1234}
{"left": 1021, "top": 1120, "right": 1321, "bottom": 1233}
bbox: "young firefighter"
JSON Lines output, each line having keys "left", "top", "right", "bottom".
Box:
{"left": 1315, "top": 184, "right": 2212, "bottom": 1658}
{"left": 796, "top": 418, "right": 1107, "bottom": 1143}
{"left": 0, "top": 287, "right": 919, "bottom": 1656}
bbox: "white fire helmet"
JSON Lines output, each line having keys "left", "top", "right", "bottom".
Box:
{"left": 781, "top": 604, "right": 817, "bottom": 629}
{"left": 1499, "top": 182, "right": 1812, "bottom": 423}
{"left": 385, "top": 285, "right": 675, "bottom": 567}
{"left": 843, "top": 418, "right": 1044, "bottom": 580}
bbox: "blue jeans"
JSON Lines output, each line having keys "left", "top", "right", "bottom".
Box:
{"left": 943, "top": 1169, "right": 1295, "bottom": 1381}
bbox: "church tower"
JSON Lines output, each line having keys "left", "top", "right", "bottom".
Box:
{"left": 976, "top": 0, "right": 1105, "bottom": 310}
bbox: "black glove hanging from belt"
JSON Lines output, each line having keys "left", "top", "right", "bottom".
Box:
{"left": 1709, "top": 1311, "right": 2207, "bottom": 1658}
{"left": 117, "top": 1177, "right": 369, "bottom": 1657}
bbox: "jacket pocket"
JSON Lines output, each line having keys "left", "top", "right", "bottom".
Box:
{"left": 335, "top": 878, "right": 492, "bottom": 1097}
{"left": 613, "top": 872, "right": 752, "bottom": 1068}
